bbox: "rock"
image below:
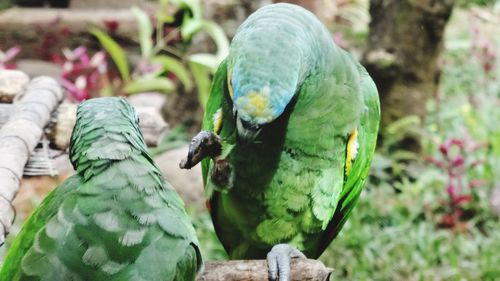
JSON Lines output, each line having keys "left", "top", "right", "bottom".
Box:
{"left": 128, "top": 92, "right": 167, "bottom": 111}
{"left": 48, "top": 102, "right": 76, "bottom": 150}
{"left": 0, "top": 70, "right": 30, "bottom": 103}
{"left": 16, "top": 59, "right": 61, "bottom": 79}
{"left": 135, "top": 106, "right": 168, "bottom": 147}
{"left": 154, "top": 145, "right": 205, "bottom": 211}
{"left": 128, "top": 93, "right": 169, "bottom": 147}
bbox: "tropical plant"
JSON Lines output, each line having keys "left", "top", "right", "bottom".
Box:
{"left": 91, "top": 0, "right": 229, "bottom": 105}
{"left": 57, "top": 46, "right": 110, "bottom": 101}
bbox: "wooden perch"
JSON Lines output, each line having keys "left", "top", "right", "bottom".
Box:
{"left": 198, "top": 259, "right": 332, "bottom": 281}
{"left": 0, "top": 73, "right": 63, "bottom": 245}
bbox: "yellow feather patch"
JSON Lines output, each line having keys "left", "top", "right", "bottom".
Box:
{"left": 345, "top": 128, "right": 358, "bottom": 176}
{"left": 236, "top": 86, "right": 274, "bottom": 123}
{"left": 247, "top": 90, "right": 269, "bottom": 116}
{"left": 213, "top": 108, "right": 223, "bottom": 134}
{"left": 227, "top": 70, "right": 234, "bottom": 99}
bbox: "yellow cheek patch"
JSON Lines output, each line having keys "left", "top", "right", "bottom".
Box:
{"left": 247, "top": 90, "right": 269, "bottom": 116}
{"left": 345, "top": 128, "right": 359, "bottom": 176}
{"left": 212, "top": 108, "right": 223, "bottom": 134}
{"left": 236, "top": 86, "right": 274, "bottom": 123}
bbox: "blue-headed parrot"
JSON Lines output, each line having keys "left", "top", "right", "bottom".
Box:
{"left": 180, "top": 3, "right": 380, "bottom": 280}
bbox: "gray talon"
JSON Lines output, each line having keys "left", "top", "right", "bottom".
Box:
{"left": 267, "top": 244, "right": 306, "bottom": 281}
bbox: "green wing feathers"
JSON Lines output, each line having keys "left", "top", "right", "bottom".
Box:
{"left": 0, "top": 175, "right": 82, "bottom": 281}
{"left": 318, "top": 68, "right": 380, "bottom": 255}
{"left": 202, "top": 59, "right": 228, "bottom": 133}
{"left": 0, "top": 97, "right": 202, "bottom": 281}
{"left": 338, "top": 68, "right": 380, "bottom": 225}
{"left": 201, "top": 59, "right": 228, "bottom": 186}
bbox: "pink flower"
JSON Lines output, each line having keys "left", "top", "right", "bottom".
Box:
{"left": 0, "top": 46, "right": 21, "bottom": 69}
{"left": 333, "top": 32, "right": 348, "bottom": 49}
{"left": 57, "top": 47, "right": 108, "bottom": 101}
{"left": 446, "top": 184, "right": 456, "bottom": 198}
{"left": 451, "top": 155, "right": 464, "bottom": 167}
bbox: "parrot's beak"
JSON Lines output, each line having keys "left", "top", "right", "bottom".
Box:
{"left": 236, "top": 117, "right": 262, "bottom": 142}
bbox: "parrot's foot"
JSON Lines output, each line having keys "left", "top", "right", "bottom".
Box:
{"left": 179, "top": 131, "right": 222, "bottom": 169}
{"left": 267, "top": 244, "right": 306, "bottom": 281}
{"left": 211, "top": 158, "right": 232, "bottom": 187}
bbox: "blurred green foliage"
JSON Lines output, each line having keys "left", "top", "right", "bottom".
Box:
{"left": 327, "top": 6, "right": 500, "bottom": 278}
{"left": 458, "top": 0, "right": 499, "bottom": 8}
{"left": 92, "top": 0, "right": 228, "bottom": 102}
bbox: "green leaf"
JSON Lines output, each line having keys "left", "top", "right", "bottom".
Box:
{"left": 131, "top": 6, "right": 154, "bottom": 58}
{"left": 180, "top": 18, "right": 203, "bottom": 39}
{"left": 386, "top": 115, "right": 421, "bottom": 135}
{"left": 152, "top": 55, "right": 193, "bottom": 90}
{"left": 124, "top": 77, "right": 176, "bottom": 94}
{"left": 189, "top": 61, "right": 211, "bottom": 107}
{"left": 185, "top": 20, "right": 229, "bottom": 68}
{"left": 198, "top": 21, "right": 229, "bottom": 63}
{"left": 188, "top": 54, "right": 218, "bottom": 72}
{"left": 91, "top": 28, "right": 130, "bottom": 82}
{"left": 172, "top": 0, "right": 203, "bottom": 20}
{"left": 158, "top": 14, "right": 175, "bottom": 24}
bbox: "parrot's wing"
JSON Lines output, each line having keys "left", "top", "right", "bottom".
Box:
{"left": 317, "top": 68, "right": 380, "bottom": 256}
{"left": 201, "top": 59, "right": 229, "bottom": 185}
{"left": 0, "top": 175, "right": 82, "bottom": 280}
{"left": 200, "top": 58, "right": 237, "bottom": 195}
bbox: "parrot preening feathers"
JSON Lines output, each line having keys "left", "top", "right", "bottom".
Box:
{"left": 0, "top": 97, "right": 202, "bottom": 281}
{"left": 180, "top": 3, "right": 380, "bottom": 281}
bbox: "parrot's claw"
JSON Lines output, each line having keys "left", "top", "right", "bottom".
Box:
{"left": 180, "top": 131, "right": 222, "bottom": 169}
{"left": 267, "top": 244, "right": 306, "bottom": 281}
{"left": 211, "top": 159, "right": 232, "bottom": 187}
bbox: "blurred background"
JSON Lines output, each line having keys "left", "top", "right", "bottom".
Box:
{"left": 0, "top": 0, "right": 499, "bottom": 279}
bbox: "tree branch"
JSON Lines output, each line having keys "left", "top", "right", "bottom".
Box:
{"left": 198, "top": 259, "right": 332, "bottom": 281}
{"left": 0, "top": 72, "right": 63, "bottom": 245}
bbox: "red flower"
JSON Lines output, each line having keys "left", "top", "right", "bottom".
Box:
{"left": 439, "top": 214, "right": 456, "bottom": 228}
{"left": 452, "top": 195, "right": 471, "bottom": 205}
{"left": 451, "top": 155, "right": 464, "bottom": 167}
{"left": 104, "top": 20, "right": 120, "bottom": 33}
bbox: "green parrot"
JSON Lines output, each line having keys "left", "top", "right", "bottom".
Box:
{"left": 180, "top": 3, "right": 380, "bottom": 280}
{"left": 0, "top": 97, "right": 202, "bottom": 281}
